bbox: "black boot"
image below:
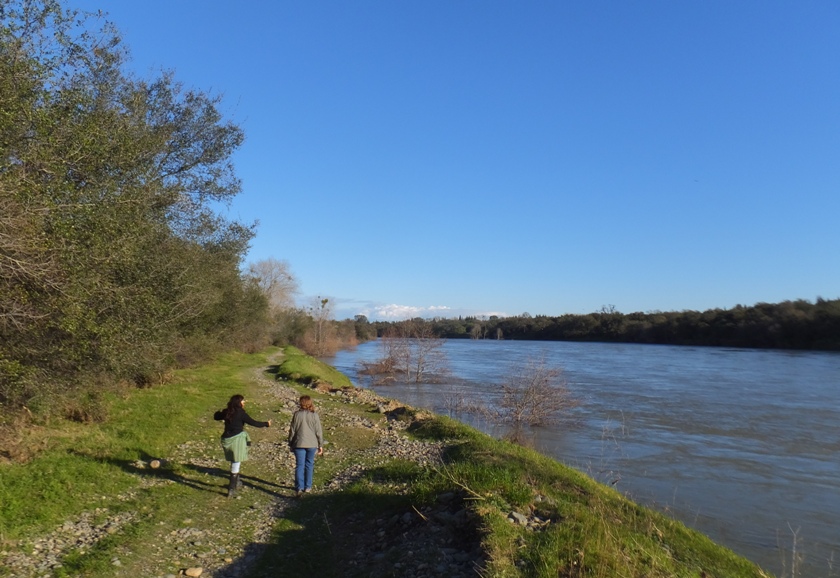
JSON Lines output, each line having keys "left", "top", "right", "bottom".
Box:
{"left": 228, "top": 473, "right": 239, "bottom": 497}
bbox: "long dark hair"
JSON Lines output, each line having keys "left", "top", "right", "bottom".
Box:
{"left": 223, "top": 394, "right": 244, "bottom": 421}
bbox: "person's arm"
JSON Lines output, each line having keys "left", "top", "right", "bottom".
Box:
{"left": 315, "top": 413, "right": 324, "bottom": 453}
{"left": 242, "top": 410, "right": 270, "bottom": 428}
{"left": 213, "top": 410, "right": 225, "bottom": 421}
{"left": 288, "top": 413, "right": 298, "bottom": 448}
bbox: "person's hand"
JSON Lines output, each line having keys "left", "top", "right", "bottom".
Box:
{"left": 267, "top": 419, "right": 272, "bottom": 427}
{"left": 317, "top": 447, "right": 324, "bottom": 457}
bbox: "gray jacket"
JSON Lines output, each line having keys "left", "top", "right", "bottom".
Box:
{"left": 288, "top": 410, "right": 323, "bottom": 449}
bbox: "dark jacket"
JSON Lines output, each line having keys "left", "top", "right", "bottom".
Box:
{"left": 214, "top": 407, "right": 269, "bottom": 438}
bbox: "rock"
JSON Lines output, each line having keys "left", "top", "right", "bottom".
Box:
{"left": 5, "top": 361, "right": 475, "bottom": 578}
{"left": 509, "top": 511, "right": 529, "bottom": 525}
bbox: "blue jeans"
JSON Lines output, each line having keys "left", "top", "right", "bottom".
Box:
{"left": 293, "top": 447, "right": 317, "bottom": 491}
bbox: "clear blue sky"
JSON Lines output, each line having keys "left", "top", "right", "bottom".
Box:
{"left": 72, "top": 0, "right": 840, "bottom": 321}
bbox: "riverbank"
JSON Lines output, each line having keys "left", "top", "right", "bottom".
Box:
{"left": 0, "top": 347, "right": 771, "bottom": 577}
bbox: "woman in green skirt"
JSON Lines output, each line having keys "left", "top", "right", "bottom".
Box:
{"left": 214, "top": 394, "right": 271, "bottom": 497}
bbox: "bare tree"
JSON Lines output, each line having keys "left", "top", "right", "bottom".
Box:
{"left": 406, "top": 321, "right": 448, "bottom": 382}
{"left": 490, "top": 356, "right": 579, "bottom": 427}
{"left": 302, "top": 296, "right": 336, "bottom": 356}
{"left": 360, "top": 320, "right": 448, "bottom": 384}
{"left": 247, "top": 258, "right": 299, "bottom": 310}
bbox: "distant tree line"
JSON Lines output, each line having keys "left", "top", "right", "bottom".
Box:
{"left": 369, "top": 299, "right": 840, "bottom": 351}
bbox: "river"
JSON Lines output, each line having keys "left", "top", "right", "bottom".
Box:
{"left": 324, "top": 339, "right": 840, "bottom": 578}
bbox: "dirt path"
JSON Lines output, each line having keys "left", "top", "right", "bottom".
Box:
{"left": 4, "top": 355, "right": 452, "bottom": 578}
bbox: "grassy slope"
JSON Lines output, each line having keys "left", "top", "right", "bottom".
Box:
{"left": 0, "top": 347, "right": 772, "bottom": 578}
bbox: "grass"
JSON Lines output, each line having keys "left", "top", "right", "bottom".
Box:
{"left": 404, "top": 419, "right": 769, "bottom": 578}
{"left": 0, "top": 346, "right": 774, "bottom": 578}
{"left": 0, "top": 350, "right": 269, "bottom": 539}
{"left": 274, "top": 345, "right": 353, "bottom": 388}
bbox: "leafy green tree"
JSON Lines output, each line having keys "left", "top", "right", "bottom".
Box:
{"left": 354, "top": 314, "right": 374, "bottom": 341}
{"left": 0, "top": 1, "right": 261, "bottom": 411}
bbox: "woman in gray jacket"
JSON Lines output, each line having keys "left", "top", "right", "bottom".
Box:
{"left": 288, "top": 395, "right": 324, "bottom": 497}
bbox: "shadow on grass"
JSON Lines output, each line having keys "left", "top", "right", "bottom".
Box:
{"left": 213, "top": 482, "right": 486, "bottom": 578}
{"left": 68, "top": 449, "right": 296, "bottom": 498}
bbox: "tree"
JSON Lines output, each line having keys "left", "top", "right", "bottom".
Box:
{"left": 360, "top": 320, "right": 449, "bottom": 384}
{"left": 1, "top": 1, "right": 259, "bottom": 409}
{"left": 403, "top": 320, "right": 448, "bottom": 383}
{"left": 354, "top": 314, "right": 374, "bottom": 341}
{"left": 492, "top": 356, "right": 578, "bottom": 428}
{"left": 299, "top": 296, "right": 336, "bottom": 356}
{"left": 247, "top": 258, "right": 298, "bottom": 310}
{"left": 246, "top": 258, "right": 299, "bottom": 347}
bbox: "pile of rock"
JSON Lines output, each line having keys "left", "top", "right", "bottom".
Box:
{"left": 2, "top": 509, "right": 137, "bottom": 576}
{"left": 339, "top": 491, "right": 484, "bottom": 578}
{"left": 1, "top": 356, "right": 482, "bottom": 578}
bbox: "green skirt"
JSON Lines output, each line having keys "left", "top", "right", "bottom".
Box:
{"left": 220, "top": 431, "right": 251, "bottom": 463}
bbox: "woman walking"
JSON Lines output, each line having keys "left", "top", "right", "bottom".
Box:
{"left": 214, "top": 394, "right": 271, "bottom": 497}
{"left": 288, "top": 395, "right": 324, "bottom": 497}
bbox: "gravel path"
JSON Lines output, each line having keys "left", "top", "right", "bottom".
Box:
{"left": 2, "top": 357, "right": 486, "bottom": 578}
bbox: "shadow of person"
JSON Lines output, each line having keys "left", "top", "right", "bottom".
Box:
{"left": 69, "top": 448, "right": 302, "bottom": 499}
{"left": 69, "top": 449, "right": 227, "bottom": 495}
{"left": 179, "top": 462, "right": 292, "bottom": 497}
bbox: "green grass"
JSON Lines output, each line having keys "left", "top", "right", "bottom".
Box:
{"left": 405, "top": 418, "right": 769, "bottom": 577}
{"left": 0, "top": 346, "right": 774, "bottom": 578}
{"left": 0, "top": 350, "right": 272, "bottom": 539}
{"left": 256, "top": 410, "right": 772, "bottom": 578}
{"left": 275, "top": 345, "right": 353, "bottom": 388}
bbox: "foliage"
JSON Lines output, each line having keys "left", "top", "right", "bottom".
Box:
{"left": 285, "top": 298, "right": 361, "bottom": 357}
{"left": 246, "top": 257, "right": 299, "bottom": 310}
{"left": 0, "top": 0, "right": 269, "bottom": 414}
{"left": 359, "top": 319, "right": 449, "bottom": 384}
{"left": 276, "top": 345, "right": 353, "bottom": 388}
{"left": 304, "top": 296, "right": 337, "bottom": 356}
{"left": 372, "top": 298, "right": 840, "bottom": 351}
{"left": 0, "top": 348, "right": 772, "bottom": 578}
{"left": 353, "top": 314, "right": 375, "bottom": 341}
{"left": 0, "top": 349, "right": 267, "bottom": 537}
{"left": 491, "top": 356, "right": 579, "bottom": 428}
{"left": 402, "top": 419, "right": 769, "bottom": 578}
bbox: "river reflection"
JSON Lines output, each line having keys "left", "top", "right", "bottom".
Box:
{"left": 325, "top": 340, "right": 840, "bottom": 578}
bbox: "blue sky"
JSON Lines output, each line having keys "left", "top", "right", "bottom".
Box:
{"left": 72, "top": 1, "right": 840, "bottom": 321}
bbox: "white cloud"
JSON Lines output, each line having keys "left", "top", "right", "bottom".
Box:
{"left": 326, "top": 296, "right": 507, "bottom": 321}
{"left": 372, "top": 304, "right": 452, "bottom": 320}
{"left": 476, "top": 310, "right": 508, "bottom": 318}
